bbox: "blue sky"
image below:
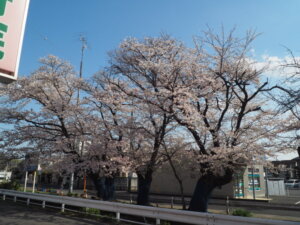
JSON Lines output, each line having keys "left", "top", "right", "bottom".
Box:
{"left": 19, "top": 0, "right": 300, "bottom": 79}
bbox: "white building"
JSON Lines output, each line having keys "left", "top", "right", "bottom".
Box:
{"left": 0, "top": 171, "right": 12, "bottom": 183}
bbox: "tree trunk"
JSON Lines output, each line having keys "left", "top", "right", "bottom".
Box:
{"left": 189, "top": 169, "right": 233, "bottom": 212}
{"left": 166, "top": 154, "right": 186, "bottom": 210}
{"left": 188, "top": 177, "right": 215, "bottom": 212}
{"left": 91, "top": 175, "right": 115, "bottom": 201}
{"left": 179, "top": 180, "right": 187, "bottom": 210}
{"left": 137, "top": 171, "right": 153, "bottom": 205}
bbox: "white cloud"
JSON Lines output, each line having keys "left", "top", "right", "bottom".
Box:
{"left": 255, "top": 55, "right": 300, "bottom": 79}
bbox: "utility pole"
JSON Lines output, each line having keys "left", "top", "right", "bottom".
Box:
{"left": 69, "top": 35, "right": 87, "bottom": 195}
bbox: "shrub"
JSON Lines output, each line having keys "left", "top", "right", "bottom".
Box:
{"left": 0, "top": 180, "right": 20, "bottom": 190}
{"left": 232, "top": 209, "right": 252, "bottom": 217}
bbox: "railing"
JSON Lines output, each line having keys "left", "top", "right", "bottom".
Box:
{"left": 0, "top": 189, "right": 299, "bottom": 225}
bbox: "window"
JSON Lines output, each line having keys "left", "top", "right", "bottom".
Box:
{"left": 248, "top": 175, "right": 261, "bottom": 190}
{"left": 248, "top": 168, "right": 259, "bottom": 173}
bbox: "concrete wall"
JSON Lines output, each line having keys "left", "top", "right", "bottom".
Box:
{"left": 150, "top": 162, "right": 234, "bottom": 198}
{"left": 150, "top": 163, "right": 266, "bottom": 199}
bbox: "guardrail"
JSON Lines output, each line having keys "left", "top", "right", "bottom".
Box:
{"left": 0, "top": 189, "right": 299, "bottom": 225}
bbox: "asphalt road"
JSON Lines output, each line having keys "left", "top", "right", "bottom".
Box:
{"left": 0, "top": 200, "right": 112, "bottom": 225}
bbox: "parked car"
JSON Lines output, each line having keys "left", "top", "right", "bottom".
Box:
{"left": 285, "top": 179, "right": 300, "bottom": 188}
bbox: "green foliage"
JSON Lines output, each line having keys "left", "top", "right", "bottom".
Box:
{"left": 161, "top": 221, "right": 171, "bottom": 225}
{"left": 0, "top": 180, "right": 20, "bottom": 190}
{"left": 232, "top": 209, "right": 253, "bottom": 217}
{"left": 67, "top": 192, "right": 79, "bottom": 197}
{"left": 82, "top": 207, "right": 101, "bottom": 215}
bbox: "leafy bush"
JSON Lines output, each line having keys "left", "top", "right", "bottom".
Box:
{"left": 0, "top": 180, "right": 20, "bottom": 190}
{"left": 82, "top": 207, "right": 101, "bottom": 215}
{"left": 232, "top": 209, "right": 252, "bottom": 217}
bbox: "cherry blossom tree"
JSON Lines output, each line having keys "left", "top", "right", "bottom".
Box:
{"left": 90, "top": 69, "right": 174, "bottom": 205}
{"left": 105, "top": 31, "right": 279, "bottom": 211}
{"left": 83, "top": 73, "right": 131, "bottom": 200}
{"left": 271, "top": 51, "right": 300, "bottom": 158}
{"left": 0, "top": 55, "right": 124, "bottom": 199}
{"left": 0, "top": 55, "right": 85, "bottom": 159}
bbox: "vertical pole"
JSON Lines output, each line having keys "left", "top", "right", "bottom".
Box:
{"left": 83, "top": 175, "right": 87, "bottom": 194}
{"left": 61, "top": 203, "right": 65, "bottom": 212}
{"left": 24, "top": 171, "right": 28, "bottom": 192}
{"left": 13, "top": 196, "right": 16, "bottom": 202}
{"left": 3, "top": 195, "right": 5, "bottom": 200}
{"left": 32, "top": 171, "right": 37, "bottom": 193}
{"left": 251, "top": 166, "right": 256, "bottom": 200}
{"left": 26, "top": 198, "right": 30, "bottom": 206}
{"left": 42, "top": 201, "right": 45, "bottom": 208}
{"left": 116, "top": 212, "right": 120, "bottom": 222}
{"left": 265, "top": 167, "right": 269, "bottom": 199}
{"left": 171, "top": 196, "right": 174, "bottom": 209}
{"left": 69, "top": 173, "right": 74, "bottom": 194}
{"left": 130, "top": 194, "right": 132, "bottom": 204}
{"left": 226, "top": 196, "right": 230, "bottom": 214}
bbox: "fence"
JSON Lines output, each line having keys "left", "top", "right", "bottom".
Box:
{"left": 0, "top": 189, "right": 299, "bottom": 225}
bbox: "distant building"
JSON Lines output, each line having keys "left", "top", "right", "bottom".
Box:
{"left": 272, "top": 157, "right": 300, "bottom": 180}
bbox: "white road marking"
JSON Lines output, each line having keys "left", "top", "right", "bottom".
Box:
{"left": 295, "top": 201, "right": 300, "bottom": 205}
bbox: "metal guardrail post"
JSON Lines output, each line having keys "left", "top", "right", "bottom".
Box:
{"left": 26, "top": 198, "right": 30, "bottom": 206}
{"left": 2, "top": 194, "right": 5, "bottom": 200}
{"left": 13, "top": 196, "right": 16, "bottom": 202}
{"left": 61, "top": 203, "right": 65, "bottom": 212}
{"left": 156, "top": 218, "right": 161, "bottom": 225}
{"left": 42, "top": 201, "right": 45, "bottom": 208}
{"left": 116, "top": 212, "right": 120, "bottom": 222}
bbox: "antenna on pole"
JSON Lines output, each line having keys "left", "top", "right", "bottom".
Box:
{"left": 79, "top": 35, "right": 87, "bottom": 79}
{"left": 76, "top": 34, "right": 88, "bottom": 196}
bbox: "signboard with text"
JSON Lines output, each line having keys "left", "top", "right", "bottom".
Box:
{"left": 0, "top": 0, "right": 30, "bottom": 83}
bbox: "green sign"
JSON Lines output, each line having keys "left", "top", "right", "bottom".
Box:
{"left": 0, "top": 0, "right": 13, "bottom": 59}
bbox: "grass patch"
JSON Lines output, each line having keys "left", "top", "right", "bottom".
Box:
{"left": 232, "top": 208, "right": 253, "bottom": 217}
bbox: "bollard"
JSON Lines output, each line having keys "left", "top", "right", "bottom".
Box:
{"left": 26, "top": 198, "right": 30, "bottom": 206}
{"left": 171, "top": 197, "right": 174, "bottom": 209}
{"left": 116, "top": 212, "right": 120, "bottom": 222}
{"left": 13, "top": 196, "right": 17, "bottom": 202}
{"left": 130, "top": 194, "right": 133, "bottom": 204}
{"left": 61, "top": 203, "right": 65, "bottom": 212}
{"left": 42, "top": 201, "right": 46, "bottom": 208}
{"left": 2, "top": 194, "right": 5, "bottom": 200}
